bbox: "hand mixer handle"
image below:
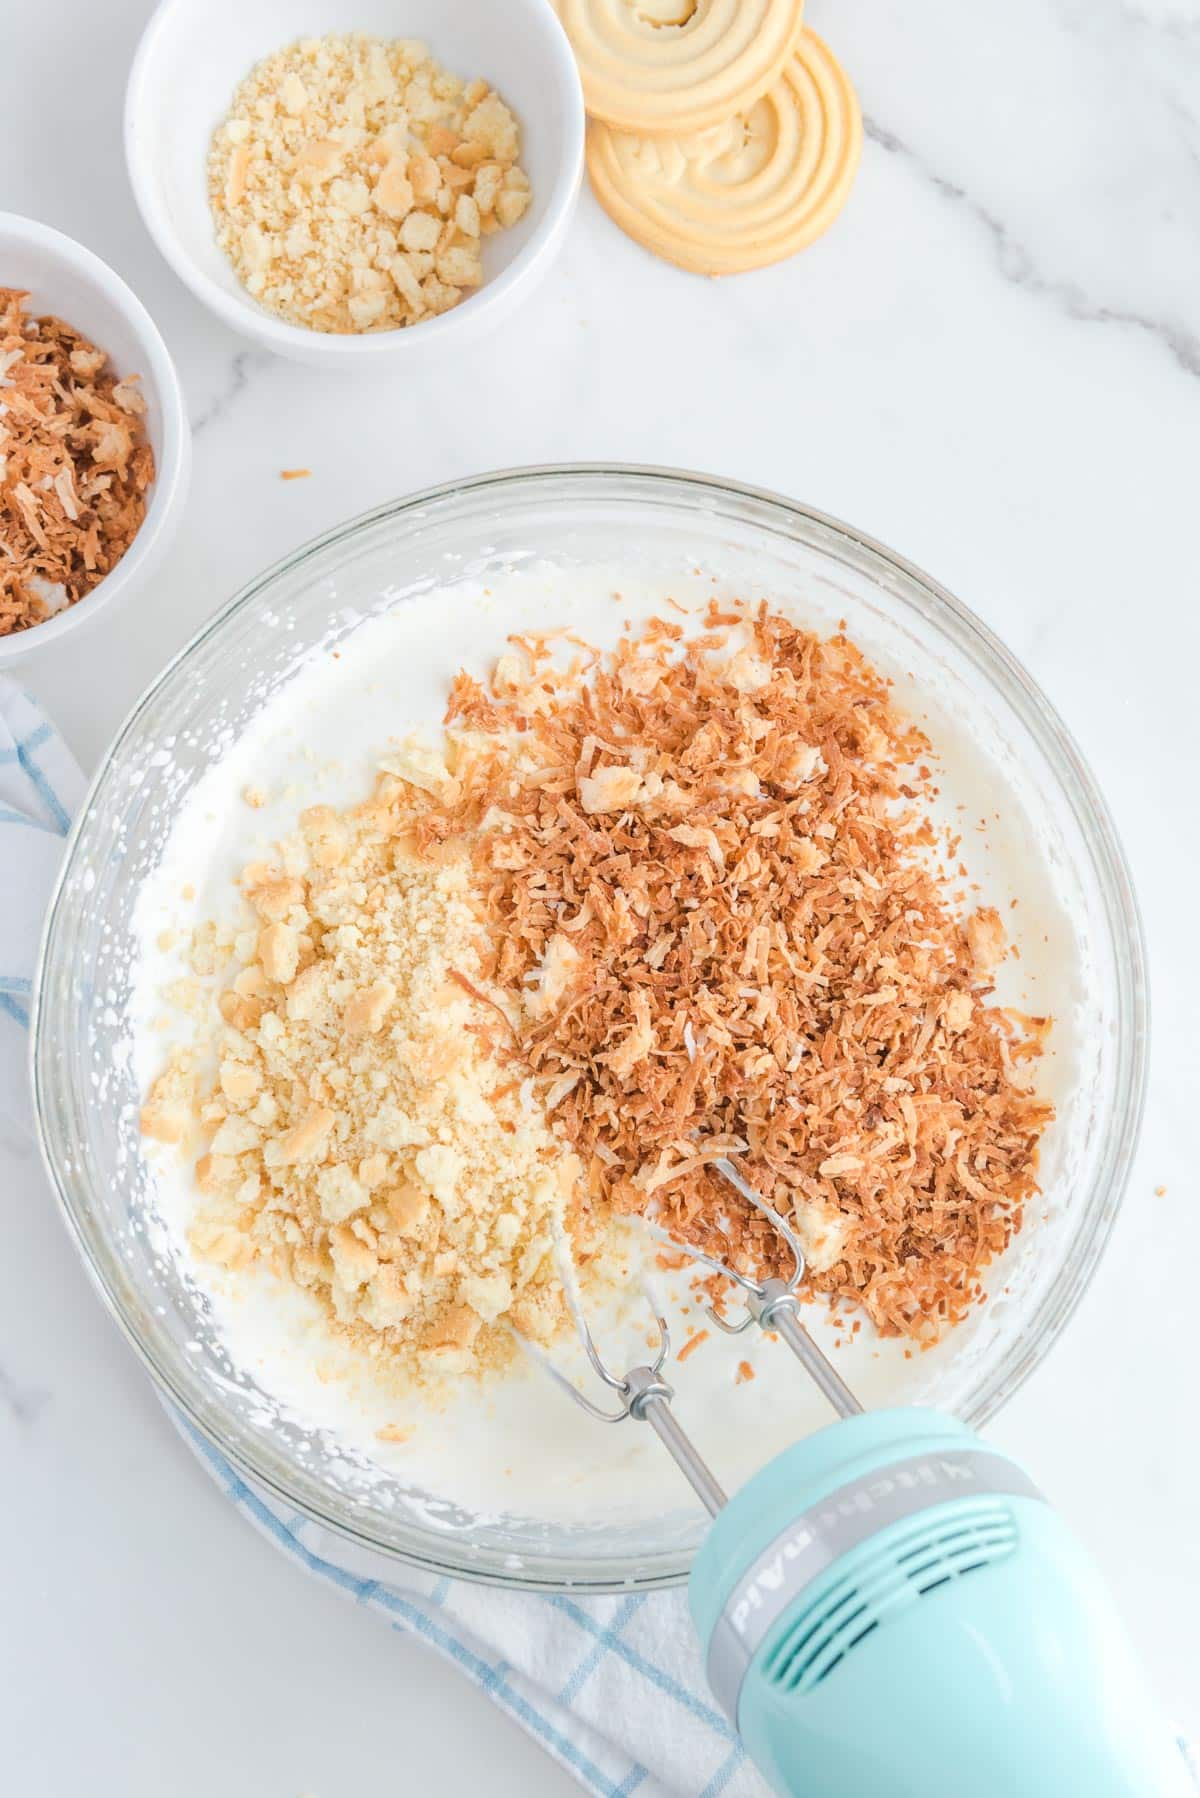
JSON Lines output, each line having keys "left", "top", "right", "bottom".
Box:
{"left": 690, "top": 1408, "right": 1196, "bottom": 1798}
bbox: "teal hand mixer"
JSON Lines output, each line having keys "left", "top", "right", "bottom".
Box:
{"left": 535, "top": 1160, "right": 1191, "bottom": 1798}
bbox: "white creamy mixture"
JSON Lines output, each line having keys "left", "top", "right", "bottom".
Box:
{"left": 131, "top": 563, "right": 1084, "bottom": 1528}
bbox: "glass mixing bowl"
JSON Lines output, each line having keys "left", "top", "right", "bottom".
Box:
{"left": 34, "top": 466, "right": 1147, "bottom": 1591}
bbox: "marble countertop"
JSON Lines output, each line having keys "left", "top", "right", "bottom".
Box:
{"left": 4, "top": 1, "right": 1199, "bottom": 1792}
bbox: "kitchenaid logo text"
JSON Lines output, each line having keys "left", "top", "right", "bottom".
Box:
{"left": 729, "top": 1458, "right": 978, "bottom": 1637}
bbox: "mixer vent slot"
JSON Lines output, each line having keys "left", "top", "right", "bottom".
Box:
{"left": 764, "top": 1500, "right": 1018, "bottom": 1694}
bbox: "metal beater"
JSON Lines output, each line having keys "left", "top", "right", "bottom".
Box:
{"left": 529, "top": 1157, "right": 861, "bottom": 1517}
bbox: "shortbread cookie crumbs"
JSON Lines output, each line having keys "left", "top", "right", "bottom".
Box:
{"left": 208, "top": 34, "right": 532, "bottom": 334}
{"left": 143, "top": 756, "right": 599, "bottom": 1385}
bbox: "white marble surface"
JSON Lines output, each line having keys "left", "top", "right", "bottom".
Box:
{"left": 4, "top": 1, "right": 1200, "bottom": 1792}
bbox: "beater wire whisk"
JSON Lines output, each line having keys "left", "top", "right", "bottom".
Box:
{"left": 516, "top": 1157, "right": 861, "bottom": 1516}
{"left": 688, "top": 1158, "right": 862, "bottom": 1419}
{"left": 516, "top": 1278, "right": 729, "bottom": 1514}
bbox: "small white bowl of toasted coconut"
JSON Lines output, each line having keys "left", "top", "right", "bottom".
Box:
{"left": 0, "top": 211, "right": 191, "bottom": 664}
{"left": 125, "top": 0, "right": 585, "bottom": 369}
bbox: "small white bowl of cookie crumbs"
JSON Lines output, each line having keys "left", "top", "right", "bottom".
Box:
{"left": 125, "top": 0, "right": 585, "bottom": 367}
{"left": 0, "top": 212, "right": 190, "bottom": 659}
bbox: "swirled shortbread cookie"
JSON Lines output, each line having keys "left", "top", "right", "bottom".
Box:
{"left": 553, "top": 0, "right": 805, "bottom": 135}
{"left": 586, "top": 29, "right": 861, "bottom": 275}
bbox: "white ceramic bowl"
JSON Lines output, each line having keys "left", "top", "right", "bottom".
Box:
{"left": 125, "top": 0, "right": 585, "bottom": 368}
{"left": 0, "top": 212, "right": 190, "bottom": 666}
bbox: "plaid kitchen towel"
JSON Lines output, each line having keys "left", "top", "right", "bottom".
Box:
{"left": 167, "top": 1412, "right": 1200, "bottom": 1798}
{"left": 174, "top": 1411, "right": 759, "bottom": 1798}
{"left": 4, "top": 673, "right": 1196, "bottom": 1798}
{"left": 0, "top": 679, "right": 85, "bottom": 1134}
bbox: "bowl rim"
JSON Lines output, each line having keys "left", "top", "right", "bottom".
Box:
{"left": 123, "top": 0, "right": 586, "bottom": 359}
{"left": 32, "top": 463, "right": 1150, "bottom": 1590}
{"left": 0, "top": 210, "right": 191, "bottom": 663}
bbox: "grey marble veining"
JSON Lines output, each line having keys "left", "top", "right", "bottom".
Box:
{"left": 0, "top": 1363, "right": 51, "bottom": 1428}
{"left": 864, "top": 116, "right": 1200, "bottom": 378}
{"left": 190, "top": 347, "right": 274, "bottom": 436}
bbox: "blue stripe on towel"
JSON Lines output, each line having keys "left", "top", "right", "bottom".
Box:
{"left": 184, "top": 1424, "right": 645, "bottom": 1798}
{"left": 0, "top": 992, "right": 30, "bottom": 1029}
{"left": 700, "top": 1746, "right": 746, "bottom": 1798}
{"left": 17, "top": 727, "right": 71, "bottom": 835}
{"left": 0, "top": 805, "right": 59, "bottom": 834}
{"left": 559, "top": 1594, "right": 642, "bottom": 1707}
{"left": 0, "top": 722, "right": 51, "bottom": 763}
{"left": 552, "top": 1594, "right": 737, "bottom": 1742}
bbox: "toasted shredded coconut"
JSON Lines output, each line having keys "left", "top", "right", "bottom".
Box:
{"left": 419, "top": 599, "right": 1053, "bottom": 1342}
{"left": 0, "top": 290, "right": 154, "bottom": 635}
